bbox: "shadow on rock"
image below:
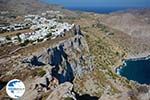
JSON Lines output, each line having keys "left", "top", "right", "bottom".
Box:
{"left": 59, "top": 44, "right": 68, "bottom": 60}
{"left": 50, "top": 47, "right": 62, "bottom": 66}
{"left": 75, "top": 93, "right": 99, "bottom": 100}
{"left": 31, "top": 56, "right": 45, "bottom": 66}
{"left": 51, "top": 61, "right": 74, "bottom": 83}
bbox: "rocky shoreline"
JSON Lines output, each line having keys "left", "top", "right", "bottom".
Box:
{"left": 126, "top": 52, "right": 150, "bottom": 60}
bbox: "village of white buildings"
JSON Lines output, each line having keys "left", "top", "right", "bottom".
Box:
{"left": 0, "top": 10, "right": 74, "bottom": 46}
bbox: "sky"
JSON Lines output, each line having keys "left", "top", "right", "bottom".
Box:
{"left": 45, "top": 0, "right": 150, "bottom": 8}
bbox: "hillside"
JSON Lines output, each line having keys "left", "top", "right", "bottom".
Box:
{"left": 101, "top": 9, "right": 150, "bottom": 38}
{"left": 0, "top": 0, "right": 78, "bottom": 22}
{"left": 0, "top": 0, "right": 61, "bottom": 15}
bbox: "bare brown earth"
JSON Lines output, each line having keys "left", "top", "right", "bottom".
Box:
{"left": 100, "top": 9, "right": 150, "bottom": 38}
{"left": 0, "top": 29, "right": 33, "bottom": 37}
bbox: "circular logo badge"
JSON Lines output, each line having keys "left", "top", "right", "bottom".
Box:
{"left": 6, "top": 79, "right": 25, "bottom": 99}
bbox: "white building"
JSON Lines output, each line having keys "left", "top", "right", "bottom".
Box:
{"left": 0, "top": 11, "right": 74, "bottom": 46}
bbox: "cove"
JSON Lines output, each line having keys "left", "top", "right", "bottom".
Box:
{"left": 117, "top": 57, "right": 150, "bottom": 84}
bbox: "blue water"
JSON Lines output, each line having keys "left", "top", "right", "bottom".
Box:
{"left": 65, "top": 7, "right": 137, "bottom": 14}
{"left": 118, "top": 58, "right": 150, "bottom": 84}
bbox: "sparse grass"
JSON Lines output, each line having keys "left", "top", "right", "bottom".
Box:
{"left": 82, "top": 26, "right": 132, "bottom": 95}
{"left": 41, "top": 91, "right": 52, "bottom": 100}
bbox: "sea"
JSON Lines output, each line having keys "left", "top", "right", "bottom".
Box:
{"left": 65, "top": 7, "right": 137, "bottom": 14}
{"left": 117, "top": 58, "right": 150, "bottom": 84}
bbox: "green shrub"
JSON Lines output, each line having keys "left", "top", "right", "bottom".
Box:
{"left": 45, "top": 33, "right": 52, "bottom": 38}
{"left": 6, "top": 35, "right": 11, "bottom": 40}
{"left": 37, "top": 38, "right": 43, "bottom": 42}
{"left": 64, "top": 97, "right": 73, "bottom": 100}
{"left": 17, "top": 34, "right": 22, "bottom": 42}
{"left": 20, "top": 40, "right": 30, "bottom": 46}
{"left": 37, "top": 68, "right": 46, "bottom": 77}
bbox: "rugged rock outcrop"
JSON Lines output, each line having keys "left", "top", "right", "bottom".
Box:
{"left": 23, "top": 25, "right": 91, "bottom": 83}
{"left": 46, "top": 82, "right": 76, "bottom": 100}
{"left": 20, "top": 25, "right": 96, "bottom": 100}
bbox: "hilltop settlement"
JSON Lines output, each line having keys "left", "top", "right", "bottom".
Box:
{"left": 0, "top": 10, "right": 74, "bottom": 46}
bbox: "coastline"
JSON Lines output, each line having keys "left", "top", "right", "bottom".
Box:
{"left": 115, "top": 52, "right": 150, "bottom": 75}
{"left": 126, "top": 52, "right": 150, "bottom": 60}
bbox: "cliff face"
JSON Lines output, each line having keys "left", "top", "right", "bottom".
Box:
{"left": 20, "top": 25, "right": 96, "bottom": 100}
{"left": 23, "top": 26, "right": 90, "bottom": 83}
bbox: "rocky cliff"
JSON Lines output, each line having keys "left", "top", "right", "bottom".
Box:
{"left": 20, "top": 25, "right": 95, "bottom": 100}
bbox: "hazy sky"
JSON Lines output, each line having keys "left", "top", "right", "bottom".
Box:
{"left": 45, "top": 0, "right": 150, "bottom": 8}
